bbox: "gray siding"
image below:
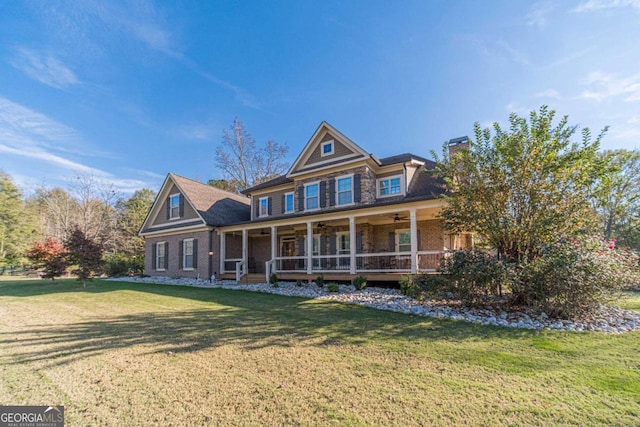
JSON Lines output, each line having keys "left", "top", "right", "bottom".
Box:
{"left": 302, "top": 133, "right": 356, "bottom": 167}
{"left": 151, "top": 183, "right": 200, "bottom": 227}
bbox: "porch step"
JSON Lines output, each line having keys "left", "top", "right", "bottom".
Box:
{"left": 235, "top": 273, "right": 266, "bottom": 284}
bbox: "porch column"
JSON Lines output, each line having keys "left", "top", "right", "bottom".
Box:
{"left": 219, "top": 232, "right": 226, "bottom": 274}
{"left": 349, "top": 216, "right": 356, "bottom": 274}
{"left": 410, "top": 208, "right": 418, "bottom": 274}
{"left": 242, "top": 229, "right": 248, "bottom": 275}
{"left": 271, "top": 225, "right": 277, "bottom": 265}
{"left": 306, "top": 221, "right": 313, "bottom": 275}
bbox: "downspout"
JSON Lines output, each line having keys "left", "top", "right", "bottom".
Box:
{"left": 208, "top": 228, "right": 214, "bottom": 281}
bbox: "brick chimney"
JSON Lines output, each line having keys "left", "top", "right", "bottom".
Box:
{"left": 448, "top": 136, "right": 470, "bottom": 158}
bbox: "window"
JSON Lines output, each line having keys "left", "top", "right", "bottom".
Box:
{"left": 396, "top": 230, "right": 411, "bottom": 253}
{"left": 259, "top": 197, "right": 269, "bottom": 217}
{"left": 156, "top": 242, "right": 166, "bottom": 270}
{"left": 183, "top": 239, "right": 194, "bottom": 270}
{"left": 169, "top": 194, "right": 180, "bottom": 219}
{"left": 284, "top": 192, "right": 294, "bottom": 213}
{"left": 305, "top": 182, "right": 319, "bottom": 210}
{"left": 378, "top": 175, "right": 403, "bottom": 197}
{"left": 321, "top": 140, "right": 334, "bottom": 157}
{"left": 336, "top": 175, "right": 353, "bottom": 205}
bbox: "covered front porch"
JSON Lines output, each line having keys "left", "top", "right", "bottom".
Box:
{"left": 218, "top": 203, "right": 472, "bottom": 282}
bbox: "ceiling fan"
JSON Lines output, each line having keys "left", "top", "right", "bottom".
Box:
{"left": 393, "top": 213, "right": 408, "bottom": 222}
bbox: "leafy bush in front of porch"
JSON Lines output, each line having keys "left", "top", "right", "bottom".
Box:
{"left": 327, "top": 282, "right": 339, "bottom": 292}
{"left": 351, "top": 275, "right": 367, "bottom": 291}
{"left": 295, "top": 279, "right": 303, "bottom": 287}
{"left": 269, "top": 273, "right": 279, "bottom": 287}
{"left": 315, "top": 275, "right": 324, "bottom": 289}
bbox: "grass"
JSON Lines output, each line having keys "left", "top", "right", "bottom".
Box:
{"left": 0, "top": 279, "right": 639, "bottom": 426}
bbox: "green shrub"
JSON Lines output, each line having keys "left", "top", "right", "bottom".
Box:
{"left": 437, "top": 249, "right": 509, "bottom": 305}
{"left": 315, "top": 275, "right": 324, "bottom": 288}
{"left": 351, "top": 275, "right": 367, "bottom": 290}
{"left": 103, "top": 253, "right": 131, "bottom": 277}
{"left": 399, "top": 275, "right": 420, "bottom": 298}
{"left": 269, "top": 273, "right": 279, "bottom": 287}
{"left": 327, "top": 282, "right": 339, "bottom": 292}
{"left": 295, "top": 279, "right": 303, "bottom": 287}
{"left": 513, "top": 235, "right": 640, "bottom": 318}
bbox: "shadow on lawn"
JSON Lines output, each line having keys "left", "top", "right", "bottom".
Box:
{"left": 0, "top": 279, "right": 539, "bottom": 368}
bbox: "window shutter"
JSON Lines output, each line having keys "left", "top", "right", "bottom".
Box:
{"left": 329, "top": 179, "right": 336, "bottom": 206}
{"left": 281, "top": 195, "right": 285, "bottom": 214}
{"left": 356, "top": 232, "right": 363, "bottom": 254}
{"left": 297, "top": 237, "right": 305, "bottom": 269}
{"left": 319, "top": 181, "right": 326, "bottom": 208}
{"left": 320, "top": 235, "right": 327, "bottom": 255}
{"left": 417, "top": 230, "right": 422, "bottom": 251}
{"left": 166, "top": 199, "right": 170, "bottom": 220}
{"left": 193, "top": 239, "right": 198, "bottom": 268}
{"left": 166, "top": 242, "right": 170, "bottom": 265}
{"left": 152, "top": 244, "right": 157, "bottom": 270}
{"left": 354, "top": 174, "right": 361, "bottom": 203}
{"left": 268, "top": 197, "right": 272, "bottom": 216}
{"left": 329, "top": 235, "right": 336, "bottom": 254}
{"left": 179, "top": 195, "right": 185, "bottom": 217}
{"left": 255, "top": 200, "right": 260, "bottom": 218}
{"left": 179, "top": 240, "right": 184, "bottom": 269}
{"left": 388, "top": 232, "right": 395, "bottom": 252}
{"left": 297, "top": 186, "right": 304, "bottom": 212}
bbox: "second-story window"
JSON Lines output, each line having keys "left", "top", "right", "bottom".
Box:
{"left": 169, "top": 194, "right": 180, "bottom": 219}
{"left": 305, "top": 183, "right": 319, "bottom": 210}
{"left": 378, "top": 175, "right": 403, "bottom": 197}
{"left": 259, "top": 197, "right": 269, "bottom": 217}
{"left": 336, "top": 176, "right": 353, "bottom": 205}
{"left": 284, "top": 192, "right": 294, "bottom": 213}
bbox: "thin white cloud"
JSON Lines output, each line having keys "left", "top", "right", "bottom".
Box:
{"left": 9, "top": 48, "right": 80, "bottom": 89}
{"left": 526, "top": 2, "right": 554, "bottom": 28}
{"left": 579, "top": 71, "right": 640, "bottom": 102}
{"left": 573, "top": 0, "right": 640, "bottom": 12}
{"left": 0, "top": 97, "right": 149, "bottom": 193}
{"left": 534, "top": 89, "right": 561, "bottom": 99}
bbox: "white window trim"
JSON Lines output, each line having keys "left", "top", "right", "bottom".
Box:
{"left": 304, "top": 181, "right": 321, "bottom": 211}
{"left": 259, "top": 196, "right": 269, "bottom": 218}
{"left": 169, "top": 193, "right": 181, "bottom": 220}
{"left": 395, "top": 229, "right": 411, "bottom": 253}
{"left": 377, "top": 175, "right": 405, "bottom": 198}
{"left": 156, "top": 241, "right": 166, "bottom": 271}
{"left": 183, "top": 238, "right": 194, "bottom": 271}
{"left": 335, "top": 173, "right": 354, "bottom": 206}
{"left": 320, "top": 140, "right": 334, "bottom": 157}
{"left": 284, "top": 192, "right": 294, "bottom": 213}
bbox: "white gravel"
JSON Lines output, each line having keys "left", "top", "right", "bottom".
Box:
{"left": 105, "top": 276, "right": 640, "bottom": 333}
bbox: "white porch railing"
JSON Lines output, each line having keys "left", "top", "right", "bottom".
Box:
{"left": 355, "top": 252, "right": 412, "bottom": 272}
{"left": 222, "top": 258, "right": 242, "bottom": 274}
{"left": 235, "top": 260, "right": 245, "bottom": 282}
{"left": 272, "top": 256, "right": 307, "bottom": 273}
{"left": 416, "top": 250, "right": 448, "bottom": 272}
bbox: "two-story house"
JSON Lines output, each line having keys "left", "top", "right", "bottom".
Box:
{"left": 139, "top": 121, "right": 472, "bottom": 282}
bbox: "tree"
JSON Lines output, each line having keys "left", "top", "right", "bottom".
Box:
{"left": 114, "top": 188, "right": 155, "bottom": 257}
{"left": 592, "top": 149, "right": 640, "bottom": 248}
{"left": 207, "top": 179, "right": 239, "bottom": 192}
{"left": 64, "top": 227, "right": 104, "bottom": 287}
{"left": 0, "top": 171, "right": 39, "bottom": 266}
{"left": 26, "top": 238, "right": 67, "bottom": 280}
{"left": 215, "top": 118, "right": 289, "bottom": 193}
{"left": 433, "top": 105, "right": 608, "bottom": 263}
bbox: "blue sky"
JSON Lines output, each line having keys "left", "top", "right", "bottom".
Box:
{"left": 1, "top": 0, "right": 639, "bottom": 195}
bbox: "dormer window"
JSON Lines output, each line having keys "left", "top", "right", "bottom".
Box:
{"left": 378, "top": 175, "right": 403, "bottom": 198}
{"left": 169, "top": 194, "right": 180, "bottom": 219}
{"left": 321, "top": 140, "right": 334, "bottom": 157}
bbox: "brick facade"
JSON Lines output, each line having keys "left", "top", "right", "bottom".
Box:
{"left": 144, "top": 230, "right": 220, "bottom": 279}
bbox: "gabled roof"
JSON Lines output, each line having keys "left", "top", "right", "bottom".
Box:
{"left": 170, "top": 174, "right": 250, "bottom": 226}
{"left": 139, "top": 173, "right": 250, "bottom": 235}
{"left": 286, "top": 121, "right": 371, "bottom": 177}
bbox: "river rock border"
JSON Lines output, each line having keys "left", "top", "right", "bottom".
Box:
{"left": 104, "top": 276, "right": 640, "bottom": 333}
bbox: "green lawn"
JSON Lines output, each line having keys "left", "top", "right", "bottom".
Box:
{"left": 0, "top": 279, "right": 638, "bottom": 426}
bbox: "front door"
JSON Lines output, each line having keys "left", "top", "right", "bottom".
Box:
{"left": 281, "top": 239, "right": 295, "bottom": 270}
